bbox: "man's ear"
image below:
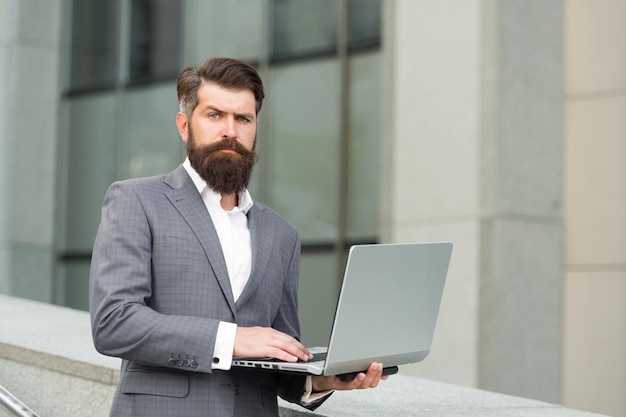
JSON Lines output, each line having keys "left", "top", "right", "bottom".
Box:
{"left": 176, "top": 112, "right": 189, "bottom": 143}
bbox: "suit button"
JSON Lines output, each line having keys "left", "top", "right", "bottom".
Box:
{"left": 212, "top": 357, "right": 220, "bottom": 364}
{"left": 168, "top": 356, "right": 177, "bottom": 366}
{"left": 234, "top": 385, "right": 241, "bottom": 395}
{"left": 189, "top": 359, "right": 198, "bottom": 368}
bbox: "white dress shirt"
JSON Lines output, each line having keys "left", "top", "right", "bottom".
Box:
{"left": 183, "top": 158, "right": 251, "bottom": 370}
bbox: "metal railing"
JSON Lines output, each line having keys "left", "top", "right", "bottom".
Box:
{"left": 0, "top": 385, "right": 41, "bottom": 417}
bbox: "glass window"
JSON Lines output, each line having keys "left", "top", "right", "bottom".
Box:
{"left": 194, "top": 0, "right": 264, "bottom": 62}
{"left": 272, "top": 0, "right": 339, "bottom": 60}
{"left": 129, "top": 0, "right": 184, "bottom": 83}
{"left": 65, "top": 0, "right": 120, "bottom": 92}
{"left": 59, "top": 93, "right": 118, "bottom": 253}
{"left": 298, "top": 252, "right": 340, "bottom": 346}
{"left": 349, "top": 0, "right": 381, "bottom": 48}
{"left": 57, "top": 262, "right": 91, "bottom": 311}
{"left": 269, "top": 59, "right": 341, "bottom": 242}
{"left": 347, "top": 52, "right": 381, "bottom": 240}
{"left": 126, "top": 83, "right": 184, "bottom": 178}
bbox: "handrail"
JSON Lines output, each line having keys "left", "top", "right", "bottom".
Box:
{"left": 0, "top": 385, "right": 41, "bottom": 417}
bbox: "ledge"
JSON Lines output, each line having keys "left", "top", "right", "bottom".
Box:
{"left": 0, "top": 295, "right": 608, "bottom": 417}
{"left": 0, "top": 294, "right": 119, "bottom": 385}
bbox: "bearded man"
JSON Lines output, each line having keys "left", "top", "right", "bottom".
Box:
{"left": 89, "top": 57, "right": 385, "bottom": 417}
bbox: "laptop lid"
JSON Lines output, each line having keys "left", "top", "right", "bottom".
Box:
{"left": 322, "top": 242, "right": 452, "bottom": 376}
{"left": 232, "top": 242, "right": 452, "bottom": 376}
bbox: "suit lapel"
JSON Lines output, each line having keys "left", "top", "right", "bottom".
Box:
{"left": 236, "top": 204, "right": 276, "bottom": 309}
{"left": 163, "top": 166, "right": 237, "bottom": 316}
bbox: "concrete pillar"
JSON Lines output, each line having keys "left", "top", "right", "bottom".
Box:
{"left": 381, "top": 0, "right": 563, "bottom": 403}
{"left": 0, "top": 0, "right": 63, "bottom": 301}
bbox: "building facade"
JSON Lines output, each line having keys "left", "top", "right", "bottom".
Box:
{"left": 0, "top": 1, "right": 624, "bottom": 416}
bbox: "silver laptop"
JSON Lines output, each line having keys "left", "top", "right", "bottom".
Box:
{"left": 232, "top": 242, "right": 452, "bottom": 378}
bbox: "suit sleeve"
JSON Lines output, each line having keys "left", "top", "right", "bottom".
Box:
{"left": 89, "top": 181, "right": 218, "bottom": 373}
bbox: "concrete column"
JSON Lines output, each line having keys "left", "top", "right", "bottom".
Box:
{"left": 0, "top": 0, "right": 63, "bottom": 301}
{"left": 381, "top": 0, "right": 563, "bottom": 403}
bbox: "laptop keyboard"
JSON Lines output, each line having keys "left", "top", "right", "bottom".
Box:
{"left": 302, "top": 352, "right": 327, "bottom": 362}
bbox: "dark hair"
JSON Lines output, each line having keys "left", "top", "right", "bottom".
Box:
{"left": 177, "top": 57, "right": 265, "bottom": 117}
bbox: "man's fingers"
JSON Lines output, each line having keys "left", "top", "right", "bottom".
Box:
{"left": 311, "top": 362, "right": 389, "bottom": 392}
{"left": 234, "top": 326, "right": 310, "bottom": 361}
{"left": 267, "top": 333, "right": 311, "bottom": 362}
{"left": 354, "top": 362, "right": 383, "bottom": 389}
{"left": 277, "top": 338, "right": 310, "bottom": 358}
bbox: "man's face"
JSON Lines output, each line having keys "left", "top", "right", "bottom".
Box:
{"left": 177, "top": 83, "right": 259, "bottom": 194}
{"left": 181, "top": 82, "right": 257, "bottom": 150}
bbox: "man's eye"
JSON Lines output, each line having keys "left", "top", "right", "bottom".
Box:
{"left": 208, "top": 113, "right": 219, "bottom": 119}
{"left": 238, "top": 116, "right": 251, "bottom": 122}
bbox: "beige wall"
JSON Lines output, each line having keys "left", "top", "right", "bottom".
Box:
{"left": 563, "top": 1, "right": 626, "bottom": 417}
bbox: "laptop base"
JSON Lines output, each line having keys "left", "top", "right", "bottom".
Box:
{"left": 337, "top": 366, "right": 399, "bottom": 382}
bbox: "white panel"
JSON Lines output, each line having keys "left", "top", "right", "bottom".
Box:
{"left": 11, "top": 45, "right": 60, "bottom": 245}
{"left": 396, "top": 220, "right": 480, "bottom": 388}
{"left": 391, "top": 0, "right": 482, "bottom": 222}
{"left": 16, "top": 0, "right": 62, "bottom": 48}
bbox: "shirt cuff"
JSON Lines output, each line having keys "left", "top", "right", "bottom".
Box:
{"left": 212, "top": 321, "right": 237, "bottom": 370}
{"left": 301, "top": 376, "right": 333, "bottom": 404}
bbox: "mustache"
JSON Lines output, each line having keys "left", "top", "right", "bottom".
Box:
{"left": 200, "top": 138, "right": 252, "bottom": 155}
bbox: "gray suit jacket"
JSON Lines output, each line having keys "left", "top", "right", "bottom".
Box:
{"left": 90, "top": 165, "right": 327, "bottom": 417}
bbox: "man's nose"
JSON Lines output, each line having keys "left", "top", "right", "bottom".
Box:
{"left": 222, "top": 117, "right": 238, "bottom": 139}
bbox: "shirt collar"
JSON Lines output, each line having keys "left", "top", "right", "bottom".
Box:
{"left": 182, "top": 157, "right": 254, "bottom": 214}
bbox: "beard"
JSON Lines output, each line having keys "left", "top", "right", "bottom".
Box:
{"left": 186, "top": 130, "right": 258, "bottom": 195}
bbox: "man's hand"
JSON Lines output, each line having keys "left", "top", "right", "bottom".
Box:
{"left": 234, "top": 326, "right": 311, "bottom": 362}
{"left": 311, "top": 362, "right": 388, "bottom": 392}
